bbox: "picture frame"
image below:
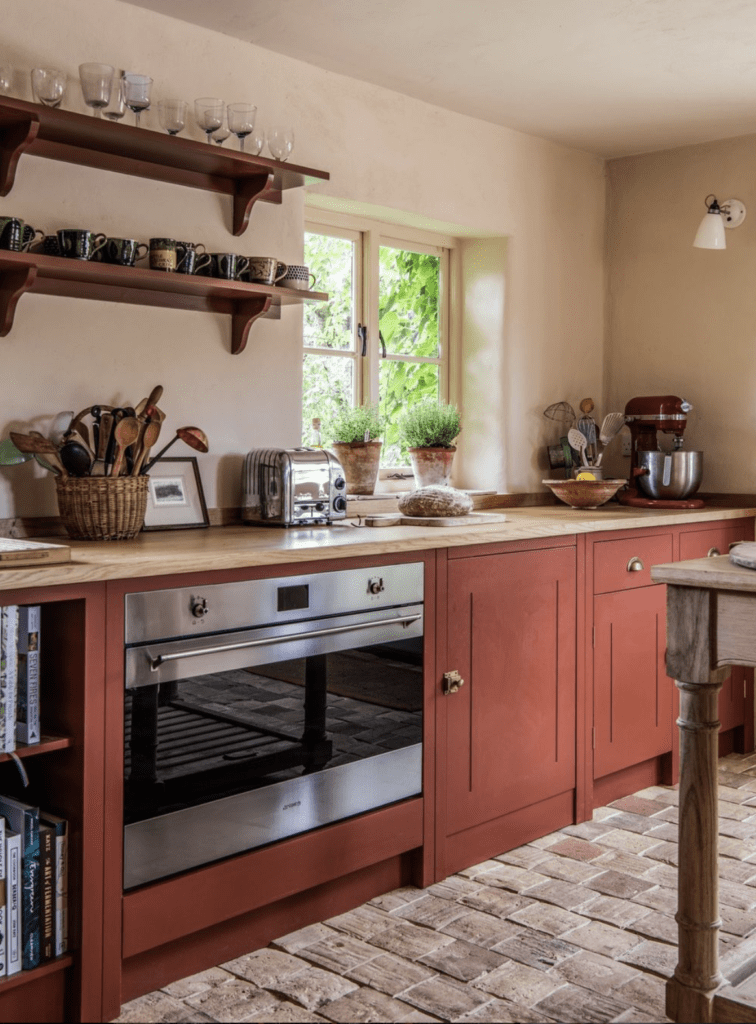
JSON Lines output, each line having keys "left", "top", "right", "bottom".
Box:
{"left": 143, "top": 457, "right": 209, "bottom": 531}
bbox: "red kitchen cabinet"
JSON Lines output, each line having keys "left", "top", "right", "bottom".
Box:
{"left": 436, "top": 540, "right": 577, "bottom": 878}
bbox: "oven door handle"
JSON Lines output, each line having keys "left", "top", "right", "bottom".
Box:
{"left": 146, "top": 613, "right": 423, "bottom": 671}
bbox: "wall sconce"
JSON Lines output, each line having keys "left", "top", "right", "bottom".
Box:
{"left": 693, "top": 195, "right": 747, "bottom": 249}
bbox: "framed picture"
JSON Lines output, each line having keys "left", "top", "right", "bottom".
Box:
{"left": 143, "top": 457, "right": 209, "bottom": 531}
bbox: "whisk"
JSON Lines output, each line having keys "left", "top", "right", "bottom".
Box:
{"left": 577, "top": 398, "right": 598, "bottom": 464}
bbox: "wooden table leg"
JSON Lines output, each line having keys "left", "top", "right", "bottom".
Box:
{"left": 666, "top": 675, "right": 724, "bottom": 1024}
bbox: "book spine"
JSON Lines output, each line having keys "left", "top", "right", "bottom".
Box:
{"left": 20, "top": 807, "right": 39, "bottom": 970}
{"left": 39, "top": 824, "right": 54, "bottom": 962}
{"left": 3, "top": 606, "right": 17, "bottom": 754}
{"left": 16, "top": 606, "right": 41, "bottom": 747}
{"left": 0, "top": 815, "right": 5, "bottom": 978}
{"left": 0, "top": 608, "right": 7, "bottom": 753}
{"left": 6, "top": 830, "right": 21, "bottom": 975}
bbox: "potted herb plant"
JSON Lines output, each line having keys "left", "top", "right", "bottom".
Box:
{"left": 328, "top": 405, "right": 384, "bottom": 495}
{"left": 399, "top": 400, "right": 461, "bottom": 488}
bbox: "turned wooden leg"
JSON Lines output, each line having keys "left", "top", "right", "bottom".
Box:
{"left": 666, "top": 677, "right": 724, "bottom": 1024}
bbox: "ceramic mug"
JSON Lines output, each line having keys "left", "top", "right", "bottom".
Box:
{"left": 176, "top": 241, "right": 211, "bottom": 276}
{"left": 57, "top": 228, "right": 107, "bottom": 260}
{"left": 247, "top": 256, "right": 288, "bottom": 285}
{"left": 0, "top": 216, "right": 43, "bottom": 252}
{"left": 103, "top": 237, "right": 149, "bottom": 267}
{"left": 209, "top": 252, "right": 249, "bottom": 280}
{"left": 41, "top": 233, "right": 62, "bottom": 257}
{"left": 149, "top": 237, "right": 178, "bottom": 272}
{"left": 281, "top": 263, "right": 317, "bottom": 291}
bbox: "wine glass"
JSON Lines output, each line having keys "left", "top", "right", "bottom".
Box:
{"left": 210, "top": 122, "right": 231, "bottom": 146}
{"left": 0, "top": 65, "right": 14, "bottom": 96}
{"left": 158, "top": 99, "right": 187, "bottom": 136}
{"left": 246, "top": 126, "right": 265, "bottom": 157}
{"left": 30, "top": 67, "right": 68, "bottom": 108}
{"left": 194, "top": 98, "right": 224, "bottom": 143}
{"left": 78, "top": 63, "right": 114, "bottom": 118}
{"left": 103, "top": 71, "right": 126, "bottom": 121}
{"left": 267, "top": 126, "right": 295, "bottom": 162}
{"left": 123, "top": 73, "right": 152, "bottom": 128}
{"left": 227, "top": 102, "right": 257, "bottom": 152}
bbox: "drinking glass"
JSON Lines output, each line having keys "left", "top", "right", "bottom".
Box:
{"left": 210, "top": 122, "right": 231, "bottom": 146}
{"left": 194, "top": 97, "right": 224, "bottom": 143}
{"left": 78, "top": 63, "right": 114, "bottom": 117}
{"left": 0, "top": 65, "right": 13, "bottom": 96}
{"left": 246, "top": 126, "right": 265, "bottom": 156}
{"left": 30, "top": 67, "right": 68, "bottom": 108}
{"left": 267, "top": 126, "right": 294, "bottom": 162}
{"left": 227, "top": 102, "right": 257, "bottom": 152}
{"left": 103, "top": 71, "right": 126, "bottom": 121}
{"left": 158, "top": 99, "right": 188, "bottom": 136}
{"left": 123, "top": 73, "right": 152, "bottom": 128}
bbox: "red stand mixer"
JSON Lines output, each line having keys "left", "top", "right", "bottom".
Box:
{"left": 618, "top": 395, "right": 705, "bottom": 509}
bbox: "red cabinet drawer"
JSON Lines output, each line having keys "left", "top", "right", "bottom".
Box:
{"left": 594, "top": 532, "right": 674, "bottom": 595}
{"left": 679, "top": 520, "right": 753, "bottom": 562}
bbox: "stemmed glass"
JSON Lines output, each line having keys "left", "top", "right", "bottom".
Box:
{"left": 123, "top": 73, "right": 152, "bottom": 128}
{"left": 267, "top": 126, "right": 295, "bottom": 162}
{"left": 158, "top": 99, "right": 188, "bottom": 136}
{"left": 246, "top": 126, "right": 265, "bottom": 156}
{"left": 30, "top": 68, "right": 68, "bottom": 108}
{"left": 210, "top": 116, "right": 231, "bottom": 146}
{"left": 227, "top": 102, "right": 257, "bottom": 152}
{"left": 78, "top": 63, "right": 114, "bottom": 118}
{"left": 0, "top": 66, "right": 13, "bottom": 96}
{"left": 103, "top": 71, "right": 126, "bottom": 121}
{"left": 194, "top": 98, "right": 224, "bottom": 143}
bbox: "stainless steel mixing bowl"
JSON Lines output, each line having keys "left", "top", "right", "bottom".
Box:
{"left": 637, "top": 450, "right": 703, "bottom": 499}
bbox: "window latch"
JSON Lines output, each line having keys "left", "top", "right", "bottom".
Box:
{"left": 357, "top": 323, "right": 367, "bottom": 357}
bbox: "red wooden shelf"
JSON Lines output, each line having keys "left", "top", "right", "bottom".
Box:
{"left": 0, "top": 954, "right": 74, "bottom": 994}
{"left": 0, "top": 251, "right": 328, "bottom": 354}
{"left": 0, "top": 734, "right": 72, "bottom": 764}
{"left": 0, "top": 96, "right": 329, "bottom": 235}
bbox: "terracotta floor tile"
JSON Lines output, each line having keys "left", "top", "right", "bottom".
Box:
{"left": 400, "top": 975, "right": 492, "bottom": 1021}
{"left": 535, "top": 982, "right": 631, "bottom": 1023}
{"left": 441, "top": 909, "right": 524, "bottom": 950}
{"left": 419, "top": 938, "right": 508, "bottom": 982}
{"left": 548, "top": 837, "right": 606, "bottom": 861}
{"left": 493, "top": 930, "right": 581, "bottom": 971}
{"left": 608, "top": 796, "right": 669, "bottom": 817}
{"left": 344, "top": 952, "right": 437, "bottom": 996}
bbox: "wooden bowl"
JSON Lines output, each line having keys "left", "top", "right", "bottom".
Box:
{"left": 542, "top": 478, "right": 626, "bottom": 509}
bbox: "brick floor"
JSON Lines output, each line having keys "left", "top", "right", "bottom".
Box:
{"left": 113, "top": 753, "right": 756, "bottom": 1024}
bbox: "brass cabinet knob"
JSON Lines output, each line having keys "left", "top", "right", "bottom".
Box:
{"left": 442, "top": 670, "right": 465, "bottom": 695}
{"left": 707, "top": 547, "right": 721, "bottom": 558}
{"left": 627, "top": 557, "right": 644, "bottom": 572}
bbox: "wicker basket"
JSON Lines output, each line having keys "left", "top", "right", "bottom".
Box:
{"left": 56, "top": 476, "right": 149, "bottom": 541}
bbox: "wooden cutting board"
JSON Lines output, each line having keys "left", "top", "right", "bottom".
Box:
{"left": 364, "top": 512, "right": 508, "bottom": 528}
{"left": 0, "top": 537, "right": 71, "bottom": 567}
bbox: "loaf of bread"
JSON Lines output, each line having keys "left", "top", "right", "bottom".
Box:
{"left": 398, "top": 486, "right": 473, "bottom": 517}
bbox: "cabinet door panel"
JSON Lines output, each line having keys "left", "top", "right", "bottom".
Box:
{"left": 594, "top": 584, "right": 672, "bottom": 779}
{"left": 444, "top": 547, "right": 576, "bottom": 837}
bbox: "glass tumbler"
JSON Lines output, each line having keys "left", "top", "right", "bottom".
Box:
{"left": 31, "top": 67, "right": 68, "bottom": 108}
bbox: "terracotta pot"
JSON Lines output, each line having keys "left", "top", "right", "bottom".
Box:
{"left": 331, "top": 441, "right": 382, "bottom": 495}
{"left": 409, "top": 446, "right": 456, "bottom": 488}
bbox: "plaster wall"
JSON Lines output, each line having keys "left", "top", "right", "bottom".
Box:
{"left": 605, "top": 135, "right": 756, "bottom": 491}
{"left": 0, "top": 0, "right": 605, "bottom": 518}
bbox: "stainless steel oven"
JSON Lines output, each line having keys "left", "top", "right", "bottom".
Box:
{"left": 123, "top": 563, "right": 424, "bottom": 889}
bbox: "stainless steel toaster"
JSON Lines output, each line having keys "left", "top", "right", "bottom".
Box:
{"left": 242, "top": 448, "right": 348, "bottom": 526}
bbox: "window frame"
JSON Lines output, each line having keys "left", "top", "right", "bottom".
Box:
{"left": 304, "top": 210, "right": 457, "bottom": 473}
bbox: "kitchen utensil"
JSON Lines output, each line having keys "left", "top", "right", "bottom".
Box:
{"left": 595, "top": 411, "right": 626, "bottom": 465}
{"left": 31, "top": 67, "right": 67, "bottom": 108}
{"left": 157, "top": 99, "right": 188, "bottom": 136}
{"left": 636, "top": 450, "right": 703, "bottom": 500}
{"left": 91, "top": 410, "right": 113, "bottom": 476}
{"left": 577, "top": 398, "right": 598, "bottom": 464}
{"left": 49, "top": 410, "right": 74, "bottom": 446}
{"left": 132, "top": 419, "right": 161, "bottom": 475}
{"left": 267, "top": 126, "right": 294, "bottom": 161}
{"left": 123, "top": 73, "right": 152, "bottom": 128}
{"left": 542, "top": 478, "right": 626, "bottom": 509}
{"left": 567, "top": 427, "right": 590, "bottom": 467}
{"left": 194, "top": 98, "right": 225, "bottom": 143}
{"left": 143, "top": 426, "right": 209, "bottom": 473}
{"left": 59, "top": 438, "right": 92, "bottom": 476}
{"left": 78, "top": 63, "right": 114, "bottom": 117}
{"left": 227, "top": 102, "right": 257, "bottom": 151}
{"left": 543, "top": 401, "right": 576, "bottom": 427}
{"left": 364, "top": 512, "right": 509, "bottom": 528}
{"left": 0, "top": 437, "right": 31, "bottom": 466}
{"left": 10, "top": 432, "right": 66, "bottom": 475}
{"left": 110, "top": 416, "right": 140, "bottom": 477}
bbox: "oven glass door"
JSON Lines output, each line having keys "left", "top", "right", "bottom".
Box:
{"left": 124, "top": 635, "right": 423, "bottom": 888}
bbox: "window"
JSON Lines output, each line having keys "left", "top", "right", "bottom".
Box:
{"left": 302, "top": 217, "right": 451, "bottom": 467}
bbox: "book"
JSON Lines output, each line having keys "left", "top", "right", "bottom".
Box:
{"left": 0, "top": 815, "right": 5, "bottom": 977}
{"left": 39, "top": 812, "right": 67, "bottom": 956}
{"left": 38, "top": 822, "right": 54, "bottom": 962}
{"left": 0, "top": 606, "right": 18, "bottom": 753}
{"left": 16, "top": 606, "right": 41, "bottom": 747}
{"left": 6, "top": 828, "right": 21, "bottom": 975}
{"left": 0, "top": 796, "right": 39, "bottom": 970}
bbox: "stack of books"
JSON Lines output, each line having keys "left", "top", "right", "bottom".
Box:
{"left": 0, "top": 605, "right": 41, "bottom": 753}
{"left": 0, "top": 796, "right": 68, "bottom": 975}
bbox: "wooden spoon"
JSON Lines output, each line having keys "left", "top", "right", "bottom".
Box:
{"left": 11, "top": 432, "right": 67, "bottom": 476}
{"left": 110, "top": 416, "right": 140, "bottom": 477}
{"left": 133, "top": 419, "right": 161, "bottom": 475}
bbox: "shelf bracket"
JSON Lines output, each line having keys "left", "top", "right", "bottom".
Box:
{"left": 233, "top": 173, "right": 278, "bottom": 236}
{"left": 0, "top": 117, "right": 40, "bottom": 196}
{"left": 231, "top": 296, "right": 273, "bottom": 354}
{"left": 0, "top": 264, "right": 36, "bottom": 336}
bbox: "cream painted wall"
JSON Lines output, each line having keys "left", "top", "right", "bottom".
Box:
{"left": 605, "top": 135, "right": 756, "bottom": 491}
{"left": 0, "top": 0, "right": 605, "bottom": 519}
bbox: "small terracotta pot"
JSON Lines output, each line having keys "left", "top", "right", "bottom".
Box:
{"left": 331, "top": 441, "right": 382, "bottom": 495}
{"left": 409, "top": 446, "right": 456, "bottom": 488}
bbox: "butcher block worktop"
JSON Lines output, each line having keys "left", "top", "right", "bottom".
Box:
{"left": 0, "top": 503, "right": 753, "bottom": 591}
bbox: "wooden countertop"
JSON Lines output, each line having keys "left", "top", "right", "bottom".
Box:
{"left": 0, "top": 504, "right": 753, "bottom": 592}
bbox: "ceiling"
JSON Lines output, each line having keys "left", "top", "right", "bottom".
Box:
{"left": 121, "top": 0, "right": 756, "bottom": 157}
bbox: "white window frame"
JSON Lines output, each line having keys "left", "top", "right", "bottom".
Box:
{"left": 304, "top": 210, "right": 456, "bottom": 475}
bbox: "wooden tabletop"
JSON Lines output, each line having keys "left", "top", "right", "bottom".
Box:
{"left": 651, "top": 554, "right": 756, "bottom": 592}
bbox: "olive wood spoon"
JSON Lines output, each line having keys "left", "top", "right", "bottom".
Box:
{"left": 110, "top": 417, "right": 140, "bottom": 477}
{"left": 143, "top": 426, "right": 209, "bottom": 473}
{"left": 11, "top": 432, "right": 67, "bottom": 476}
{"left": 133, "top": 420, "right": 161, "bottom": 475}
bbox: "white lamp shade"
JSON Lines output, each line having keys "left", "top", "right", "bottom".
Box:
{"left": 693, "top": 209, "right": 726, "bottom": 249}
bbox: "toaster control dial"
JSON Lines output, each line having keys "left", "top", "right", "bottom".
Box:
{"left": 334, "top": 476, "right": 345, "bottom": 489}
{"left": 191, "top": 596, "right": 209, "bottom": 618}
{"left": 315, "top": 502, "right": 326, "bottom": 512}
{"left": 333, "top": 495, "right": 347, "bottom": 513}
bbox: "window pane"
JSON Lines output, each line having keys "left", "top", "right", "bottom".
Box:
{"left": 303, "top": 233, "right": 355, "bottom": 351}
{"left": 379, "top": 246, "right": 440, "bottom": 358}
{"left": 302, "top": 353, "right": 354, "bottom": 444}
{"left": 379, "top": 360, "right": 439, "bottom": 466}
